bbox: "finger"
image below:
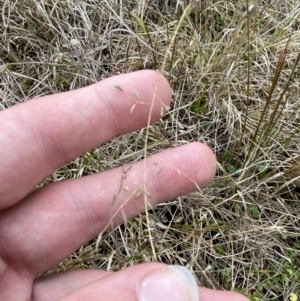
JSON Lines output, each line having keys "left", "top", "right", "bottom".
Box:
{"left": 0, "top": 143, "right": 216, "bottom": 276}
{"left": 53, "top": 263, "right": 198, "bottom": 301}
{"left": 0, "top": 70, "right": 171, "bottom": 209}
{"left": 33, "top": 270, "right": 109, "bottom": 301}
{"left": 33, "top": 263, "right": 249, "bottom": 301}
{"left": 199, "top": 287, "right": 249, "bottom": 301}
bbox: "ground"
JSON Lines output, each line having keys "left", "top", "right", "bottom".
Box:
{"left": 0, "top": 1, "right": 299, "bottom": 300}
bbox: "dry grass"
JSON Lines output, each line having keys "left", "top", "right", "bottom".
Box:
{"left": 1, "top": 0, "right": 300, "bottom": 300}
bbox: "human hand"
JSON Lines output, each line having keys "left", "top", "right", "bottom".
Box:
{"left": 0, "top": 70, "right": 248, "bottom": 301}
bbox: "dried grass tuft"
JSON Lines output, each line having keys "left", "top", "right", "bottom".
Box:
{"left": 1, "top": 1, "right": 300, "bottom": 300}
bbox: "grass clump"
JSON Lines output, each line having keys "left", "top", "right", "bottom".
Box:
{"left": 1, "top": 0, "right": 300, "bottom": 300}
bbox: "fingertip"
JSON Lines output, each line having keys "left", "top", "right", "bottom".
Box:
{"left": 138, "top": 265, "right": 199, "bottom": 301}
{"left": 185, "top": 142, "right": 217, "bottom": 188}
{"left": 134, "top": 69, "right": 172, "bottom": 115}
{"left": 139, "top": 69, "right": 172, "bottom": 103}
{"left": 98, "top": 69, "right": 172, "bottom": 128}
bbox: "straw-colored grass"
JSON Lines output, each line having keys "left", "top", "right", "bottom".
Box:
{"left": 1, "top": 1, "right": 299, "bottom": 300}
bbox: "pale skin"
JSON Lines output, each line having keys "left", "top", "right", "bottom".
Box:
{"left": 0, "top": 70, "right": 249, "bottom": 301}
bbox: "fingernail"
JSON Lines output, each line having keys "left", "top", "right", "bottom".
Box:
{"left": 138, "top": 266, "right": 199, "bottom": 301}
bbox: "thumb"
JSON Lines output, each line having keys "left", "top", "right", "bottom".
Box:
{"left": 58, "top": 263, "right": 198, "bottom": 301}
{"left": 35, "top": 263, "right": 249, "bottom": 301}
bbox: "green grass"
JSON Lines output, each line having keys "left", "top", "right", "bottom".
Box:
{"left": 1, "top": 0, "right": 300, "bottom": 300}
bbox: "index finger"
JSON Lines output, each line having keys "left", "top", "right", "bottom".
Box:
{"left": 0, "top": 70, "right": 171, "bottom": 209}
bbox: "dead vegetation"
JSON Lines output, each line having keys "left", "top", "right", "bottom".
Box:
{"left": 1, "top": 1, "right": 300, "bottom": 300}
